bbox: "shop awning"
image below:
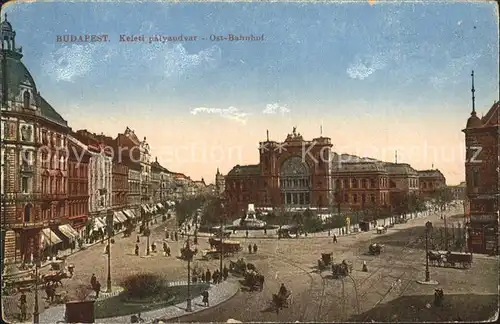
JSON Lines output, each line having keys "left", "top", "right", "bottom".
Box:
{"left": 42, "top": 228, "right": 63, "bottom": 246}
{"left": 141, "top": 204, "right": 150, "bottom": 213}
{"left": 114, "top": 211, "right": 128, "bottom": 223}
{"left": 156, "top": 203, "right": 164, "bottom": 209}
{"left": 93, "top": 217, "right": 106, "bottom": 230}
{"left": 58, "top": 224, "right": 79, "bottom": 240}
{"left": 123, "top": 209, "right": 136, "bottom": 219}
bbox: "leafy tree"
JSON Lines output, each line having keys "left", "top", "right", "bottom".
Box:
{"left": 431, "top": 187, "right": 454, "bottom": 211}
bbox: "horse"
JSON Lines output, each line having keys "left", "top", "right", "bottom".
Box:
{"left": 42, "top": 271, "right": 68, "bottom": 287}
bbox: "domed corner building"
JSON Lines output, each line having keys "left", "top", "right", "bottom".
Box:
{"left": 1, "top": 14, "right": 71, "bottom": 266}
{"left": 462, "top": 71, "right": 500, "bottom": 255}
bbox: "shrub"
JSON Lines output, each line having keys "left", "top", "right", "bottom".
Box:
{"left": 75, "top": 284, "right": 92, "bottom": 301}
{"left": 121, "top": 273, "right": 166, "bottom": 300}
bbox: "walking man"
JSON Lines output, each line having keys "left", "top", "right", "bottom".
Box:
{"left": 94, "top": 280, "right": 101, "bottom": 299}
{"left": 202, "top": 290, "right": 209, "bottom": 307}
{"left": 333, "top": 234, "right": 338, "bottom": 243}
{"left": 253, "top": 244, "right": 258, "bottom": 253}
{"left": 19, "top": 292, "right": 27, "bottom": 321}
{"left": 248, "top": 244, "right": 252, "bottom": 254}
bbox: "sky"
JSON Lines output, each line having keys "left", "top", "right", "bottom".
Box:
{"left": 3, "top": 0, "right": 499, "bottom": 185}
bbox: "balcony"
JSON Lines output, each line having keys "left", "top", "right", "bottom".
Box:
{"left": 20, "top": 164, "right": 34, "bottom": 173}
{"left": 41, "top": 193, "right": 67, "bottom": 201}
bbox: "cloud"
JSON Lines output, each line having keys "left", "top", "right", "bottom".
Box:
{"left": 429, "top": 52, "right": 481, "bottom": 89}
{"left": 164, "top": 44, "right": 221, "bottom": 78}
{"left": 43, "top": 44, "right": 97, "bottom": 82}
{"left": 190, "top": 106, "right": 250, "bottom": 124}
{"left": 262, "top": 103, "right": 291, "bottom": 115}
{"left": 346, "top": 54, "right": 387, "bottom": 80}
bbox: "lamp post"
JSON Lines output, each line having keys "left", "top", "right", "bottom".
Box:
{"left": 185, "top": 234, "right": 193, "bottom": 312}
{"left": 33, "top": 257, "right": 40, "bottom": 323}
{"left": 106, "top": 211, "right": 113, "bottom": 293}
{"left": 219, "top": 198, "right": 225, "bottom": 275}
{"left": 425, "top": 221, "right": 433, "bottom": 282}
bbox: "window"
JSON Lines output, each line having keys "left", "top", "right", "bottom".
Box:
{"left": 370, "top": 179, "right": 376, "bottom": 188}
{"left": 371, "top": 194, "right": 376, "bottom": 203}
{"left": 352, "top": 179, "right": 358, "bottom": 188}
{"left": 24, "top": 204, "right": 31, "bottom": 222}
{"left": 344, "top": 194, "right": 349, "bottom": 203}
{"left": 21, "top": 177, "right": 29, "bottom": 193}
{"left": 472, "top": 170, "right": 480, "bottom": 187}
{"left": 362, "top": 194, "right": 366, "bottom": 204}
{"left": 23, "top": 91, "right": 30, "bottom": 109}
{"left": 353, "top": 194, "right": 358, "bottom": 203}
{"left": 362, "top": 179, "right": 367, "bottom": 188}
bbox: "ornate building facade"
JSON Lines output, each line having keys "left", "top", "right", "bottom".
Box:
{"left": 73, "top": 130, "right": 113, "bottom": 234}
{"left": 67, "top": 134, "right": 90, "bottom": 237}
{"left": 1, "top": 16, "right": 70, "bottom": 264}
{"left": 463, "top": 72, "right": 499, "bottom": 254}
{"left": 225, "top": 128, "right": 333, "bottom": 217}
{"left": 215, "top": 168, "right": 225, "bottom": 196}
{"left": 417, "top": 169, "right": 447, "bottom": 198}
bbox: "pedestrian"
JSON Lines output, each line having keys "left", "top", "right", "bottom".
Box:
{"left": 223, "top": 265, "right": 229, "bottom": 280}
{"left": 333, "top": 234, "right": 337, "bottom": 243}
{"left": 19, "top": 292, "right": 27, "bottom": 321}
{"left": 90, "top": 273, "right": 97, "bottom": 289}
{"left": 136, "top": 235, "right": 140, "bottom": 243}
{"left": 135, "top": 244, "right": 139, "bottom": 256}
{"left": 341, "top": 228, "right": 344, "bottom": 235}
{"left": 362, "top": 261, "right": 368, "bottom": 272}
{"left": 264, "top": 228, "right": 267, "bottom": 235}
{"left": 328, "top": 229, "right": 331, "bottom": 236}
{"left": 206, "top": 269, "right": 211, "bottom": 284}
{"left": 48, "top": 283, "right": 56, "bottom": 303}
{"left": 175, "top": 232, "right": 178, "bottom": 241}
{"left": 245, "top": 230, "right": 249, "bottom": 238}
{"left": 45, "top": 282, "right": 52, "bottom": 300}
{"left": 94, "top": 280, "right": 101, "bottom": 299}
{"left": 253, "top": 244, "right": 257, "bottom": 253}
{"left": 248, "top": 244, "right": 252, "bottom": 254}
{"left": 165, "top": 228, "right": 169, "bottom": 239}
{"left": 194, "top": 236, "right": 198, "bottom": 245}
{"left": 212, "top": 271, "right": 217, "bottom": 284}
{"left": 202, "top": 290, "right": 209, "bottom": 307}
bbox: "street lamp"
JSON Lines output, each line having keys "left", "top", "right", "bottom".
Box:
{"left": 425, "top": 221, "right": 433, "bottom": 282}
{"left": 106, "top": 212, "right": 113, "bottom": 293}
{"left": 185, "top": 234, "right": 194, "bottom": 312}
{"left": 33, "top": 257, "right": 41, "bottom": 323}
{"left": 219, "top": 199, "right": 225, "bottom": 276}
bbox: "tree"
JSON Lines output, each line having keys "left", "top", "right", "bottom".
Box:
{"left": 431, "top": 187, "right": 453, "bottom": 211}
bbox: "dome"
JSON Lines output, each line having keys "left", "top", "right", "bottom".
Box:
{"left": 0, "top": 55, "right": 38, "bottom": 102}
{"left": 1, "top": 14, "right": 12, "bottom": 33}
{"left": 466, "top": 113, "right": 482, "bottom": 128}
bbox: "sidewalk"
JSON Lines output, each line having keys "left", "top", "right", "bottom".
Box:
{"left": 38, "top": 278, "right": 240, "bottom": 324}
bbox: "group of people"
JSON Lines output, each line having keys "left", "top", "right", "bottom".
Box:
{"left": 90, "top": 274, "right": 102, "bottom": 299}
{"left": 247, "top": 244, "right": 258, "bottom": 254}
{"left": 195, "top": 265, "right": 229, "bottom": 284}
{"left": 164, "top": 228, "right": 179, "bottom": 242}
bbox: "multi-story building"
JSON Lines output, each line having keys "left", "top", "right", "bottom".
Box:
{"left": 116, "top": 127, "right": 154, "bottom": 218}
{"left": 331, "top": 159, "right": 391, "bottom": 216}
{"left": 215, "top": 168, "right": 225, "bottom": 196}
{"left": 1, "top": 16, "right": 70, "bottom": 264}
{"left": 111, "top": 155, "right": 128, "bottom": 226}
{"left": 225, "top": 128, "right": 333, "bottom": 217}
{"left": 385, "top": 163, "right": 420, "bottom": 213}
{"left": 126, "top": 162, "right": 141, "bottom": 219}
{"left": 417, "top": 169, "right": 447, "bottom": 198}
{"left": 73, "top": 130, "right": 113, "bottom": 235}
{"left": 449, "top": 182, "right": 466, "bottom": 201}
{"left": 463, "top": 72, "right": 499, "bottom": 254}
{"left": 67, "top": 133, "right": 91, "bottom": 237}
{"left": 151, "top": 157, "right": 162, "bottom": 204}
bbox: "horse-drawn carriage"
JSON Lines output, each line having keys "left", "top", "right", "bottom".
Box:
{"left": 180, "top": 246, "right": 198, "bottom": 260}
{"left": 331, "top": 260, "right": 352, "bottom": 279}
{"left": 317, "top": 253, "right": 333, "bottom": 270}
{"left": 368, "top": 243, "right": 384, "bottom": 255}
{"left": 427, "top": 250, "right": 472, "bottom": 268}
{"left": 208, "top": 238, "right": 242, "bottom": 256}
{"left": 271, "top": 290, "right": 292, "bottom": 313}
{"left": 376, "top": 226, "right": 387, "bottom": 234}
{"left": 41, "top": 270, "right": 70, "bottom": 287}
{"left": 201, "top": 248, "right": 220, "bottom": 260}
{"left": 243, "top": 270, "right": 264, "bottom": 291}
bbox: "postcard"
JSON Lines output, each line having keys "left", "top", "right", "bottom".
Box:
{"left": 1, "top": 0, "right": 499, "bottom": 323}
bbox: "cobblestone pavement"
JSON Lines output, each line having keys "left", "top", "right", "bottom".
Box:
{"left": 176, "top": 207, "right": 498, "bottom": 323}
{"left": 38, "top": 279, "right": 240, "bottom": 324}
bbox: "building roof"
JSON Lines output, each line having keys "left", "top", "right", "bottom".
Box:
{"left": 481, "top": 101, "right": 499, "bottom": 127}
{"left": 384, "top": 163, "right": 418, "bottom": 176}
{"left": 417, "top": 169, "right": 445, "bottom": 179}
{"left": 331, "top": 161, "right": 388, "bottom": 173}
{"left": 227, "top": 164, "right": 260, "bottom": 176}
{"left": 331, "top": 152, "right": 380, "bottom": 164}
